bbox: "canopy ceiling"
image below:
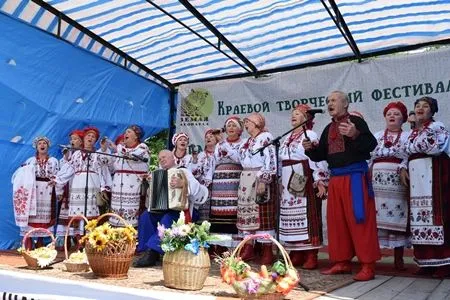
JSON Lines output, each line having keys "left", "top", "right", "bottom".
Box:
{"left": 2, "top": 0, "right": 450, "bottom": 89}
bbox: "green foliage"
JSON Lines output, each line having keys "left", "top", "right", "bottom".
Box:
{"left": 144, "top": 129, "right": 169, "bottom": 171}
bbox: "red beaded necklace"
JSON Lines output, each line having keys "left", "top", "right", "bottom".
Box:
{"left": 287, "top": 129, "right": 303, "bottom": 145}
{"left": 383, "top": 129, "right": 402, "bottom": 148}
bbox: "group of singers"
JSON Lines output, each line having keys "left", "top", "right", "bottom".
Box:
{"left": 12, "top": 90, "right": 450, "bottom": 281}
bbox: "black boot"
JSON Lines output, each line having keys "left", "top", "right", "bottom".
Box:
{"left": 133, "top": 250, "right": 159, "bottom": 268}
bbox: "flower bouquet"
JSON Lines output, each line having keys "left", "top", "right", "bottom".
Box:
{"left": 80, "top": 213, "right": 137, "bottom": 279}
{"left": 18, "top": 228, "right": 57, "bottom": 269}
{"left": 217, "top": 234, "right": 299, "bottom": 299}
{"left": 159, "top": 211, "right": 219, "bottom": 290}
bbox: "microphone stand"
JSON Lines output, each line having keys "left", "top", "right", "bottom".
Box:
{"left": 57, "top": 145, "right": 141, "bottom": 234}
{"left": 252, "top": 114, "right": 319, "bottom": 292}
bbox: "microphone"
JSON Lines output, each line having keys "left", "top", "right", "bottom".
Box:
{"left": 307, "top": 109, "right": 325, "bottom": 115}
{"left": 131, "top": 154, "right": 148, "bottom": 163}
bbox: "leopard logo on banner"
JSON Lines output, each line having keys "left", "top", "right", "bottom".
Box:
{"left": 180, "top": 88, "right": 214, "bottom": 127}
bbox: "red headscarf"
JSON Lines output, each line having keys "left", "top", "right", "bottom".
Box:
{"left": 83, "top": 126, "right": 100, "bottom": 141}
{"left": 115, "top": 134, "right": 125, "bottom": 145}
{"left": 383, "top": 101, "right": 408, "bottom": 123}
{"left": 293, "top": 104, "right": 314, "bottom": 130}
{"left": 69, "top": 129, "right": 84, "bottom": 139}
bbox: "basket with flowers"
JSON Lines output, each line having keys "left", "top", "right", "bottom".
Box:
{"left": 80, "top": 213, "right": 137, "bottom": 279}
{"left": 63, "top": 215, "right": 90, "bottom": 272}
{"left": 216, "top": 234, "right": 299, "bottom": 300}
{"left": 18, "top": 228, "right": 57, "bottom": 269}
{"left": 159, "top": 211, "right": 220, "bottom": 290}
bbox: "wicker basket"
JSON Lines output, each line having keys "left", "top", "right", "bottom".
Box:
{"left": 163, "top": 248, "right": 211, "bottom": 290}
{"left": 229, "top": 234, "right": 299, "bottom": 300}
{"left": 84, "top": 213, "right": 136, "bottom": 279}
{"left": 21, "top": 228, "right": 56, "bottom": 270}
{"left": 64, "top": 215, "right": 90, "bottom": 272}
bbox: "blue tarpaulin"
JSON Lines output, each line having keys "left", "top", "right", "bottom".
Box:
{"left": 0, "top": 13, "right": 170, "bottom": 249}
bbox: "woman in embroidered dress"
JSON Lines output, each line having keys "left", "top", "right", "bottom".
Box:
{"left": 110, "top": 125, "right": 150, "bottom": 227}
{"left": 369, "top": 101, "right": 410, "bottom": 270}
{"left": 171, "top": 132, "right": 192, "bottom": 168}
{"left": 400, "top": 97, "right": 450, "bottom": 278}
{"left": 56, "top": 130, "right": 84, "bottom": 239}
{"left": 279, "top": 104, "right": 328, "bottom": 269}
{"left": 208, "top": 117, "right": 245, "bottom": 253}
{"left": 192, "top": 129, "right": 219, "bottom": 222}
{"left": 12, "top": 136, "right": 59, "bottom": 247}
{"left": 237, "top": 112, "right": 277, "bottom": 265}
{"left": 53, "top": 127, "right": 112, "bottom": 221}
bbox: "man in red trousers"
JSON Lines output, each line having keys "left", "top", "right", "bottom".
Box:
{"left": 303, "top": 91, "right": 380, "bottom": 281}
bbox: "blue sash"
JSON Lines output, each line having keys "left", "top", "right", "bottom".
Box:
{"left": 330, "top": 161, "right": 374, "bottom": 224}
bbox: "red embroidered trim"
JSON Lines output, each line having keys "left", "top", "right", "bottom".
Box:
{"left": 328, "top": 114, "right": 349, "bottom": 154}
{"left": 36, "top": 154, "right": 49, "bottom": 169}
{"left": 286, "top": 130, "right": 303, "bottom": 146}
{"left": 409, "top": 120, "right": 432, "bottom": 141}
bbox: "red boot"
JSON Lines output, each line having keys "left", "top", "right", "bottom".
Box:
{"left": 289, "top": 251, "right": 305, "bottom": 267}
{"left": 260, "top": 243, "right": 274, "bottom": 265}
{"left": 394, "top": 247, "right": 406, "bottom": 271}
{"left": 354, "top": 263, "right": 375, "bottom": 281}
{"left": 321, "top": 261, "right": 352, "bottom": 275}
{"left": 302, "top": 249, "right": 318, "bottom": 270}
{"left": 240, "top": 243, "right": 255, "bottom": 262}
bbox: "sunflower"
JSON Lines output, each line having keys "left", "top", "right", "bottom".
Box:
{"left": 99, "top": 224, "right": 112, "bottom": 237}
{"left": 88, "top": 231, "right": 101, "bottom": 247}
{"left": 125, "top": 225, "right": 137, "bottom": 236}
{"left": 85, "top": 219, "right": 98, "bottom": 232}
{"left": 123, "top": 230, "right": 134, "bottom": 242}
{"left": 93, "top": 234, "right": 108, "bottom": 252}
{"left": 79, "top": 235, "right": 88, "bottom": 245}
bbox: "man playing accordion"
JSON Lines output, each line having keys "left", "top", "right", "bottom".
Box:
{"left": 134, "top": 150, "right": 208, "bottom": 267}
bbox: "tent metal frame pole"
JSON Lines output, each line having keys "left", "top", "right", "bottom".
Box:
{"left": 177, "top": 0, "right": 257, "bottom": 75}
{"left": 167, "top": 88, "right": 177, "bottom": 151}
{"left": 145, "top": 0, "right": 252, "bottom": 73}
{"left": 30, "top": 0, "right": 173, "bottom": 89}
{"left": 174, "top": 37, "right": 450, "bottom": 86}
{"left": 321, "top": 0, "right": 361, "bottom": 62}
{"left": 57, "top": 14, "right": 61, "bottom": 38}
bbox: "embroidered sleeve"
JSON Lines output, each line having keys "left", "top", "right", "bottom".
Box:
{"left": 257, "top": 134, "right": 277, "bottom": 183}
{"left": 409, "top": 122, "right": 449, "bottom": 155}
{"left": 202, "top": 154, "right": 214, "bottom": 187}
{"left": 54, "top": 160, "right": 75, "bottom": 187}
{"left": 305, "top": 131, "right": 329, "bottom": 183}
{"left": 129, "top": 143, "right": 150, "bottom": 161}
{"left": 99, "top": 160, "right": 112, "bottom": 192}
{"left": 306, "top": 126, "right": 329, "bottom": 162}
{"left": 397, "top": 132, "right": 410, "bottom": 171}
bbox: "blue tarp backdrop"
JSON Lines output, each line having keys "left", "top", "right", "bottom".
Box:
{"left": 0, "top": 14, "right": 170, "bottom": 249}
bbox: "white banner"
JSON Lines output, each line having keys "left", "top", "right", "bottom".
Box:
{"left": 177, "top": 47, "right": 450, "bottom": 151}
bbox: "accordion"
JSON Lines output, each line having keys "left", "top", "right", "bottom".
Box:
{"left": 148, "top": 168, "right": 189, "bottom": 212}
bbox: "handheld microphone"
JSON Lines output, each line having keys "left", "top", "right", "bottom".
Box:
{"left": 132, "top": 154, "right": 149, "bottom": 163}
{"left": 307, "top": 109, "right": 325, "bottom": 115}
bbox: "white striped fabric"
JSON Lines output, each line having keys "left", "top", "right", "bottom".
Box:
{"left": 1, "top": 0, "right": 450, "bottom": 85}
